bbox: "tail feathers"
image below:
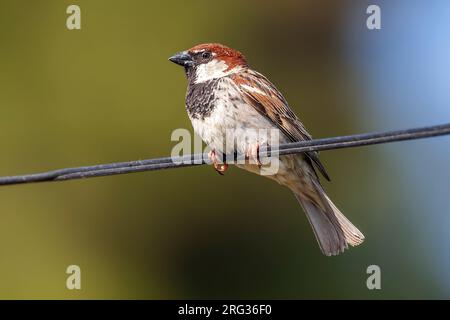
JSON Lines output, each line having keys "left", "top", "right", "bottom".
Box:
{"left": 323, "top": 193, "right": 365, "bottom": 247}
{"left": 294, "top": 186, "right": 364, "bottom": 256}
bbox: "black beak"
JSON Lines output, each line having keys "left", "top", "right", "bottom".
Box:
{"left": 169, "top": 51, "right": 194, "bottom": 67}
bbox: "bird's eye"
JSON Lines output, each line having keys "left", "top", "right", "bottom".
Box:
{"left": 202, "top": 51, "right": 211, "bottom": 59}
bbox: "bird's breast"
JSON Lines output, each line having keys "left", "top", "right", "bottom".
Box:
{"left": 186, "top": 77, "right": 281, "bottom": 155}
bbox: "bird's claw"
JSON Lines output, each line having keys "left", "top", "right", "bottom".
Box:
{"left": 208, "top": 150, "right": 228, "bottom": 175}
{"left": 245, "top": 143, "right": 262, "bottom": 168}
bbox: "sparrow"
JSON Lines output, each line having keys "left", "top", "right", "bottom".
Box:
{"left": 169, "top": 43, "right": 364, "bottom": 256}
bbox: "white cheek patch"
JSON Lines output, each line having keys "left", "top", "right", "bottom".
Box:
{"left": 195, "top": 60, "right": 232, "bottom": 83}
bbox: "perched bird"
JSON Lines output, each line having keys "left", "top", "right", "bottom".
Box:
{"left": 169, "top": 43, "right": 364, "bottom": 256}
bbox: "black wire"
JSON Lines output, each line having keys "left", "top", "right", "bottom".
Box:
{"left": 1, "top": 123, "right": 449, "bottom": 186}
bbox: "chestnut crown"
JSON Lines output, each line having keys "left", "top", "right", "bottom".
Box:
{"left": 169, "top": 43, "right": 248, "bottom": 82}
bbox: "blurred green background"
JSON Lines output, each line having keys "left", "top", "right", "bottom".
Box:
{"left": 0, "top": 0, "right": 449, "bottom": 299}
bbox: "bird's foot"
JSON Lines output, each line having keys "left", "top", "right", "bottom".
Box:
{"left": 208, "top": 149, "right": 228, "bottom": 175}
{"left": 245, "top": 143, "right": 262, "bottom": 168}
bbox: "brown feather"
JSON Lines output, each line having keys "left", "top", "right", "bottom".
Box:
{"left": 231, "top": 70, "right": 331, "bottom": 181}
{"left": 188, "top": 43, "right": 248, "bottom": 72}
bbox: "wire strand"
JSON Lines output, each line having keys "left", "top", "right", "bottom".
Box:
{"left": 1, "top": 123, "right": 449, "bottom": 186}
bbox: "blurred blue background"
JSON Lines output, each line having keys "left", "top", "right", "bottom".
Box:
{"left": 0, "top": 0, "right": 448, "bottom": 298}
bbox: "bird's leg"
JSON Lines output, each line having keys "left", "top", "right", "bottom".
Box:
{"left": 245, "top": 143, "right": 262, "bottom": 168}
{"left": 208, "top": 149, "right": 228, "bottom": 175}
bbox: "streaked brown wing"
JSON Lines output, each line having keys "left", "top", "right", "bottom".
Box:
{"left": 231, "top": 70, "right": 330, "bottom": 181}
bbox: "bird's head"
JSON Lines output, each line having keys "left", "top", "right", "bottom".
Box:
{"left": 169, "top": 43, "right": 248, "bottom": 83}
